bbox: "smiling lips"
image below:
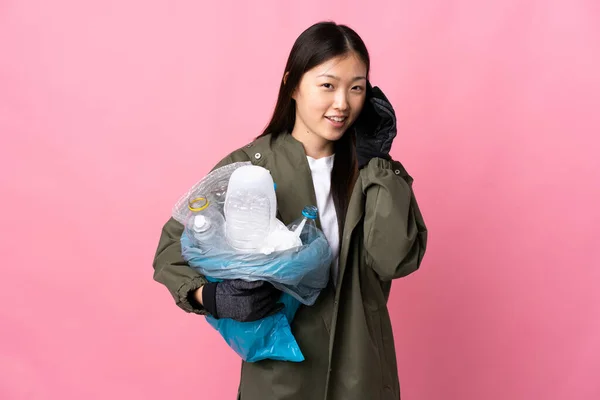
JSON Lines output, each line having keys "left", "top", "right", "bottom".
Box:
{"left": 325, "top": 115, "right": 348, "bottom": 127}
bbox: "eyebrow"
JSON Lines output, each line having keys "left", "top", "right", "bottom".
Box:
{"left": 317, "top": 73, "right": 367, "bottom": 82}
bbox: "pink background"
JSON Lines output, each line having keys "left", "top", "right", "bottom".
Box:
{"left": 1, "top": 1, "right": 599, "bottom": 399}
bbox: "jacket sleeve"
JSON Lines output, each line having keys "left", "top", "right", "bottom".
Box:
{"left": 361, "top": 157, "right": 428, "bottom": 281}
{"left": 152, "top": 151, "right": 251, "bottom": 314}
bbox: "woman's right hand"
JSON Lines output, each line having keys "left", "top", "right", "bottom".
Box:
{"left": 201, "top": 279, "right": 284, "bottom": 322}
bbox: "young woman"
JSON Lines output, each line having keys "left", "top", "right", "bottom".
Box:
{"left": 153, "top": 21, "right": 427, "bottom": 400}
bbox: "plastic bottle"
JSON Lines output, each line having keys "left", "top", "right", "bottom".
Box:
{"left": 185, "top": 196, "right": 225, "bottom": 253}
{"left": 224, "top": 165, "right": 277, "bottom": 253}
{"left": 208, "top": 181, "right": 228, "bottom": 214}
{"left": 288, "top": 205, "right": 319, "bottom": 245}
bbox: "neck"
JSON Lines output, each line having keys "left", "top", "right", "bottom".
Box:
{"left": 291, "top": 127, "right": 334, "bottom": 159}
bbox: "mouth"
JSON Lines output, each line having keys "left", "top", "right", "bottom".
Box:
{"left": 325, "top": 115, "right": 348, "bottom": 124}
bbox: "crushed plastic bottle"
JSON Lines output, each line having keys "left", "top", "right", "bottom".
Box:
{"left": 185, "top": 196, "right": 225, "bottom": 254}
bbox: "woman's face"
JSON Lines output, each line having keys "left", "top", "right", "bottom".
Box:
{"left": 292, "top": 53, "right": 367, "bottom": 146}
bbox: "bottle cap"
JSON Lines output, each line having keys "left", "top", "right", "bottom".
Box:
{"left": 193, "top": 215, "right": 209, "bottom": 231}
{"left": 302, "top": 205, "right": 318, "bottom": 220}
{"left": 188, "top": 197, "right": 209, "bottom": 212}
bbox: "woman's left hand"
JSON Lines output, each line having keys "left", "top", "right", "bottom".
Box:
{"left": 354, "top": 83, "right": 398, "bottom": 169}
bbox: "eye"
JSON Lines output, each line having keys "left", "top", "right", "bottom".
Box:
{"left": 352, "top": 85, "right": 364, "bottom": 92}
{"left": 321, "top": 83, "right": 334, "bottom": 89}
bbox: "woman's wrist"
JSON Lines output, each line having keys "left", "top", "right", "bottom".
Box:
{"left": 187, "top": 286, "right": 204, "bottom": 309}
{"left": 194, "top": 286, "right": 204, "bottom": 306}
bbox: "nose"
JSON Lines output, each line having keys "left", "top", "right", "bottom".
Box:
{"left": 333, "top": 90, "right": 349, "bottom": 111}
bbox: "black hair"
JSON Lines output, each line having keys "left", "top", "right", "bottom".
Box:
{"left": 258, "top": 21, "right": 370, "bottom": 224}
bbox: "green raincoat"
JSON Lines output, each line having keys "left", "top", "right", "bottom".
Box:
{"left": 153, "top": 132, "right": 427, "bottom": 399}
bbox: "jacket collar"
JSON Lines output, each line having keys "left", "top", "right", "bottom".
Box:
{"left": 261, "top": 133, "right": 321, "bottom": 230}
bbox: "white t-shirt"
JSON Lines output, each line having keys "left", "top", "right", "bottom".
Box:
{"left": 306, "top": 154, "right": 340, "bottom": 285}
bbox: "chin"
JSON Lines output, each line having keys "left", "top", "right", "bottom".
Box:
{"left": 318, "top": 128, "right": 348, "bottom": 142}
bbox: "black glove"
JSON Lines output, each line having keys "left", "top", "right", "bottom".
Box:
{"left": 354, "top": 82, "right": 398, "bottom": 169}
{"left": 201, "top": 279, "right": 284, "bottom": 322}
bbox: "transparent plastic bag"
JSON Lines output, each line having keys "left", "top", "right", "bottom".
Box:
{"left": 173, "top": 162, "right": 333, "bottom": 362}
{"left": 174, "top": 162, "right": 333, "bottom": 305}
